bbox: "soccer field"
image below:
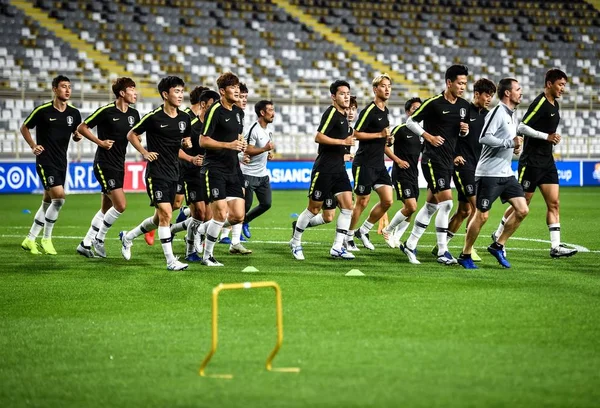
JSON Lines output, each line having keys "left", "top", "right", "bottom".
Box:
{"left": 1, "top": 188, "right": 599, "bottom": 407}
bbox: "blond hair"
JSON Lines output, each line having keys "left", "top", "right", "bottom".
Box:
{"left": 372, "top": 73, "right": 392, "bottom": 87}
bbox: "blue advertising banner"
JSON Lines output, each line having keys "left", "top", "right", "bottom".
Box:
{"left": 582, "top": 161, "right": 600, "bottom": 186}
{"left": 0, "top": 162, "right": 101, "bottom": 193}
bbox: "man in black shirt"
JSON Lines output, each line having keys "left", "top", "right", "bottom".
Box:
{"left": 440, "top": 78, "right": 496, "bottom": 261}
{"left": 119, "top": 76, "right": 192, "bottom": 271}
{"left": 381, "top": 97, "right": 422, "bottom": 249}
{"left": 290, "top": 79, "right": 356, "bottom": 260}
{"left": 493, "top": 68, "right": 577, "bottom": 258}
{"left": 403, "top": 65, "right": 471, "bottom": 265}
{"left": 199, "top": 72, "right": 247, "bottom": 266}
{"left": 345, "top": 74, "right": 394, "bottom": 251}
{"left": 76, "top": 77, "right": 140, "bottom": 258}
{"left": 20, "top": 75, "right": 82, "bottom": 256}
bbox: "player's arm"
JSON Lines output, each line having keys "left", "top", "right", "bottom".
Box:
{"left": 384, "top": 126, "right": 409, "bottom": 168}
{"left": 200, "top": 135, "right": 244, "bottom": 151}
{"left": 517, "top": 122, "right": 560, "bottom": 144}
{"left": 246, "top": 128, "right": 274, "bottom": 156}
{"left": 406, "top": 100, "right": 444, "bottom": 147}
{"left": 314, "top": 131, "right": 354, "bottom": 146}
{"left": 353, "top": 108, "right": 389, "bottom": 140}
{"left": 479, "top": 109, "right": 516, "bottom": 149}
{"left": 77, "top": 122, "right": 114, "bottom": 150}
{"left": 126, "top": 129, "right": 157, "bottom": 161}
{"left": 20, "top": 124, "right": 44, "bottom": 156}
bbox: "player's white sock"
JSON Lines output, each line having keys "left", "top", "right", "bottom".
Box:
{"left": 435, "top": 200, "right": 453, "bottom": 254}
{"left": 83, "top": 210, "right": 105, "bottom": 246}
{"left": 170, "top": 218, "right": 191, "bottom": 235}
{"left": 231, "top": 223, "right": 243, "bottom": 245}
{"left": 183, "top": 207, "right": 191, "bottom": 217}
{"left": 96, "top": 207, "right": 121, "bottom": 241}
{"left": 198, "top": 221, "right": 207, "bottom": 235}
{"left": 387, "top": 210, "right": 407, "bottom": 231}
{"left": 204, "top": 219, "right": 224, "bottom": 258}
{"left": 126, "top": 217, "right": 157, "bottom": 241}
{"left": 220, "top": 226, "right": 231, "bottom": 239}
{"left": 43, "top": 198, "right": 64, "bottom": 239}
{"left": 27, "top": 201, "right": 50, "bottom": 240}
{"left": 394, "top": 220, "right": 411, "bottom": 241}
{"left": 548, "top": 223, "right": 561, "bottom": 248}
{"left": 333, "top": 209, "right": 352, "bottom": 250}
{"left": 307, "top": 213, "right": 325, "bottom": 228}
{"left": 406, "top": 202, "right": 438, "bottom": 250}
{"left": 495, "top": 216, "right": 507, "bottom": 238}
{"left": 292, "top": 209, "right": 314, "bottom": 246}
{"left": 186, "top": 218, "right": 201, "bottom": 256}
{"left": 359, "top": 220, "right": 374, "bottom": 235}
{"left": 446, "top": 231, "right": 455, "bottom": 243}
{"left": 158, "top": 226, "right": 175, "bottom": 264}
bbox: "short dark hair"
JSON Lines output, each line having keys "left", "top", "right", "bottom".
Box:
{"left": 255, "top": 100, "right": 273, "bottom": 117}
{"left": 157, "top": 76, "right": 185, "bottom": 100}
{"left": 216, "top": 72, "right": 239, "bottom": 90}
{"left": 199, "top": 90, "right": 219, "bottom": 104}
{"left": 189, "top": 86, "right": 208, "bottom": 105}
{"left": 112, "top": 77, "right": 136, "bottom": 99}
{"left": 52, "top": 75, "right": 70, "bottom": 89}
{"left": 239, "top": 82, "right": 248, "bottom": 94}
{"left": 545, "top": 68, "right": 568, "bottom": 86}
{"left": 330, "top": 79, "right": 350, "bottom": 95}
{"left": 404, "top": 97, "right": 422, "bottom": 112}
{"left": 349, "top": 96, "right": 358, "bottom": 109}
{"left": 445, "top": 65, "right": 469, "bottom": 82}
{"left": 473, "top": 78, "right": 496, "bottom": 95}
{"left": 497, "top": 78, "right": 517, "bottom": 99}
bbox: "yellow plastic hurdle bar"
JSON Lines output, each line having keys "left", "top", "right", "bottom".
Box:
{"left": 199, "top": 281, "right": 301, "bottom": 379}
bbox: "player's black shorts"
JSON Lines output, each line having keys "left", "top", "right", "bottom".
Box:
{"left": 323, "top": 193, "right": 338, "bottom": 210}
{"left": 176, "top": 174, "right": 185, "bottom": 195}
{"left": 36, "top": 163, "right": 66, "bottom": 190}
{"left": 453, "top": 166, "right": 476, "bottom": 202}
{"left": 308, "top": 170, "right": 352, "bottom": 202}
{"left": 204, "top": 167, "right": 244, "bottom": 202}
{"left": 93, "top": 163, "right": 124, "bottom": 194}
{"left": 352, "top": 164, "right": 392, "bottom": 196}
{"left": 475, "top": 176, "right": 524, "bottom": 212}
{"left": 146, "top": 177, "right": 177, "bottom": 207}
{"left": 393, "top": 177, "right": 419, "bottom": 202}
{"left": 421, "top": 160, "right": 452, "bottom": 193}
{"left": 517, "top": 162, "right": 559, "bottom": 193}
{"left": 182, "top": 167, "right": 207, "bottom": 204}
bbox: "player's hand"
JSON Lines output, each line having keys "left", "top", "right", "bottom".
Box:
{"left": 268, "top": 151, "right": 274, "bottom": 160}
{"left": 547, "top": 133, "right": 561, "bottom": 145}
{"left": 381, "top": 127, "right": 391, "bottom": 138}
{"left": 429, "top": 135, "right": 445, "bottom": 147}
{"left": 72, "top": 131, "right": 83, "bottom": 142}
{"left": 396, "top": 159, "right": 410, "bottom": 169}
{"left": 344, "top": 153, "right": 354, "bottom": 162}
{"left": 459, "top": 122, "right": 469, "bottom": 135}
{"left": 31, "top": 144, "right": 44, "bottom": 155}
{"left": 181, "top": 137, "right": 192, "bottom": 149}
{"left": 229, "top": 139, "right": 245, "bottom": 152}
{"left": 243, "top": 154, "right": 251, "bottom": 164}
{"left": 454, "top": 156, "right": 466, "bottom": 166}
{"left": 192, "top": 155, "right": 203, "bottom": 166}
{"left": 99, "top": 139, "right": 114, "bottom": 150}
{"left": 265, "top": 141, "right": 275, "bottom": 151}
{"left": 513, "top": 136, "right": 523, "bottom": 155}
{"left": 386, "top": 133, "right": 395, "bottom": 147}
{"left": 343, "top": 136, "right": 356, "bottom": 146}
{"left": 144, "top": 151, "right": 159, "bottom": 161}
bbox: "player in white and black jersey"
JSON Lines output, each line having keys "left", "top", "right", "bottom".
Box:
{"left": 290, "top": 80, "right": 356, "bottom": 260}
{"left": 119, "top": 76, "right": 192, "bottom": 271}
{"left": 76, "top": 77, "right": 140, "bottom": 258}
{"left": 402, "top": 65, "right": 471, "bottom": 265}
{"left": 20, "top": 75, "right": 83, "bottom": 256}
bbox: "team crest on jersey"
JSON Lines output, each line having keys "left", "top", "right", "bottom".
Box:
{"left": 211, "top": 188, "right": 219, "bottom": 197}
{"left": 481, "top": 198, "right": 490, "bottom": 209}
{"left": 358, "top": 185, "right": 365, "bottom": 194}
{"left": 178, "top": 121, "right": 187, "bottom": 133}
{"left": 67, "top": 116, "right": 73, "bottom": 126}
{"left": 47, "top": 176, "right": 55, "bottom": 185}
{"left": 189, "top": 191, "right": 196, "bottom": 201}
{"left": 438, "top": 178, "right": 446, "bottom": 188}
{"left": 466, "top": 184, "right": 474, "bottom": 194}
{"left": 236, "top": 113, "right": 241, "bottom": 124}
{"left": 108, "top": 179, "right": 116, "bottom": 188}
{"left": 523, "top": 180, "right": 530, "bottom": 189}
{"left": 155, "top": 190, "right": 163, "bottom": 200}
{"left": 325, "top": 199, "right": 333, "bottom": 207}
{"left": 128, "top": 116, "right": 135, "bottom": 126}
{"left": 269, "top": 132, "right": 273, "bottom": 139}
{"left": 404, "top": 189, "right": 411, "bottom": 197}
{"left": 314, "top": 190, "right": 322, "bottom": 199}
{"left": 459, "top": 108, "right": 467, "bottom": 120}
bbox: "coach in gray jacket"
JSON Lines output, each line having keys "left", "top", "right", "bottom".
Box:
{"left": 458, "top": 78, "right": 529, "bottom": 269}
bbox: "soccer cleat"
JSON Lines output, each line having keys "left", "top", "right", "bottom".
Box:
{"left": 240, "top": 234, "right": 248, "bottom": 242}
{"left": 176, "top": 206, "right": 188, "bottom": 223}
{"left": 202, "top": 256, "right": 224, "bottom": 267}
{"left": 400, "top": 242, "right": 420, "bottom": 265}
{"left": 21, "top": 237, "right": 41, "bottom": 255}
{"left": 382, "top": 227, "right": 398, "bottom": 248}
{"left": 471, "top": 248, "right": 482, "bottom": 262}
{"left": 458, "top": 255, "right": 479, "bottom": 269}
{"left": 229, "top": 243, "right": 252, "bottom": 255}
{"left": 431, "top": 244, "right": 439, "bottom": 256}
{"left": 144, "top": 230, "right": 155, "bottom": 246}
{"left": 185, "top": 252, "right": 203, "bottom": 262}
{"left": 167, "top": 257, "right": 189, "bottom": 271}
{"left": 437, "top": 251, "right": 458, "bottom": 265}
{"left": 330, "top": 247, "right": 355, "bottom": 259}
{"left": 242, "top": 222, "right": 251, "bottom": 239}
{"left": 40, "top": 238, "right": 57, "bottom": 255}
{"left": 219, "top": 237, "right": 232, "bottom": 245}
{"left": 76, "top": 242, "right": 95, "bottom": 258}
{"left": 290, "top": 240, "right": 305, "bottom": 261}
{"left": 550, "top": 244, "right": 578, "bottom": 258}
{"left": 354, "top": 230, "right": 375, "bottom": 250}
{"left": 119, "top": 231, "right": 132, "bottom": 261}
{"left": 487, "top": 245, "right": 511, "bottom": 268}
{"left": 92, "top": 238, "right": 107, "bottom": 258}
{"left": 345, "top": 238, "right": 360, "bottom": 252}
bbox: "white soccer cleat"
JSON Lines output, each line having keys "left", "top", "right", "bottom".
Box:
{"left": 400, "top": 242, "right": 421, "bottom": 265}
{"left": 345, "top": 237, "right": 360, "bottom": 252}
{"left": 330, "top": 247, "right": 355, "bottom": 259}
{"left": 76, "top": 242, "right": 95, "bottom": 258}
{"left": 119, "top": 231, "right": 132, "bottom": 261}
{"left": 229, "top": 243, "right": 252, "bottom": 255}
{"left": 382, "top": 227, "right": 397, "bottom": 248}
{"left": 290, "top": 240, "right": 305, "bottom": 260}
{"left": 202, "top": 256, "right": 224, "bottom": 267}
{"left": 437, "top": 251, "right": 458, "bottom": 265}
{"left": 167, "top": 257, "right": 189, "bottom": 271}
{"left": 92, "top": 238, "right": 107, "bottom": 258}
{"left": 550, "top": 244, "right": 578, "bottom": 258}
{"left": 354, "top": 230, "right": 375, "bottom": 250}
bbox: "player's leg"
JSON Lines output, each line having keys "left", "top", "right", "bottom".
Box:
{"left": 330, "top": 191, "right": 354, "bottom": 259}
{"left": 291, "top": 170, "right": 327, "bottom": 260}
{"left": 538, "top": 182, "right": 577, "bottom": 257}
{"left": 356, "top": 184, "right": 393, "bottom": 250}
{"left": 203, "top": 199, "right": 227, "bottom": 266}
{"left": 401, "top": 188, "right": 438, "bottom": 264}
{"left": 228, "top": 196, "right": 251, "bottom": 255}
{"left": 244, "top": 176, "right": 272, "bottom": 236}
{"left": 92, "top": 168, "right": 127, "bottom": 257}
{"left": 39, "top": 184, "right": 66, "bottom": 255}
{"left": 242, "top": 175, "right": 255, "bottom": 238}
{"left": 432, "top": 187, "right": 456, "bottom": 264}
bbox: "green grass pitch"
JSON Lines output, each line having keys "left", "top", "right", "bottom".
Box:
{"left": 1, "top": 188, "right": 599, "bottom": 407}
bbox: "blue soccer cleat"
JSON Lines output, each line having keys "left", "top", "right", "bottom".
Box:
{"left": 488, "top": 245, "right": 511, "bottom": 268}
{"left": 458, "top": 255, "right": 479, "bottom": 269}
{"left": 185, "top": 252, "right": 203, "bottom": 262}
{"left": 219, "top": 237, "right": 232, "bottom": 245}
{"left": 242, "top": 222, "right": 251, "bottom": 239}
{"left": 176, "top": 206, "right": 188, "bottom": 223}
